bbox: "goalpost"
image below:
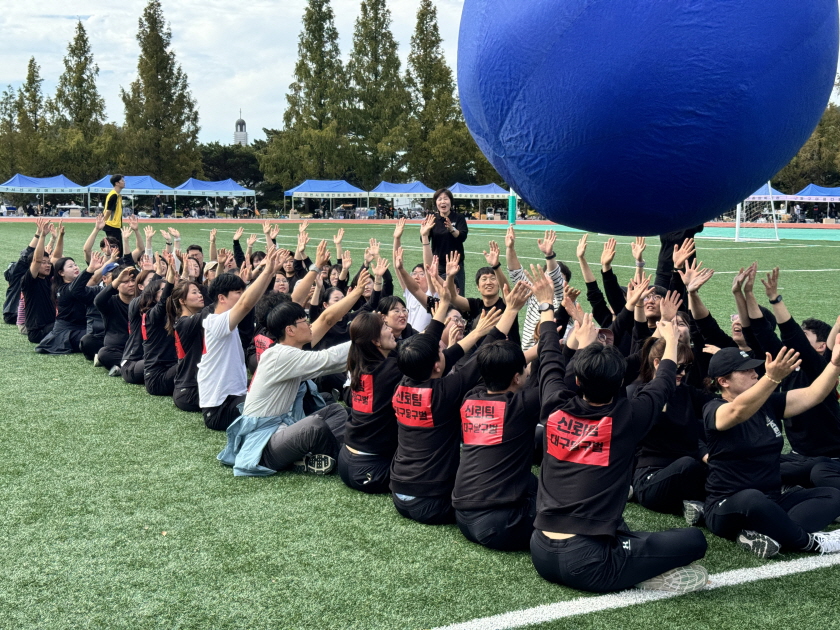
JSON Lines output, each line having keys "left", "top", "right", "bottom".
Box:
{"left": 733, "top": 181, "right": 782, "bottom": 242}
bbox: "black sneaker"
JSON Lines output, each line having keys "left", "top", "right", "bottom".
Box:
{"left": 682, "top": 500, "right": 705, "bottom": 527}
{"left": 737, "top": 530, "right": 780, "bottom": 559}
{"left": 293, "top": 453, "right": 336, "bottom": 475}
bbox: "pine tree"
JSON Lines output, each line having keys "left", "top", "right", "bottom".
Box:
{"left": 259, "top": 0, "right": 349, "bottom": 190}
{"left": 16, "top": 57, "right": 46, "bottom": 176}
{"left": 121, "top": 0, "right": 201, "bottom": 184}
{"left": 346, "top": 0, "right": 409, "bottom": 189}
{"left": 52, "top": 21, "right": 105, "bottom": 138}
{"left": 0, "top": 86, "right": 19, "bottom": 180}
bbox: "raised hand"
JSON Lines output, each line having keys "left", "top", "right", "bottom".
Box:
{"left": 659, "top": 290, "right": 684, "bottom": 322}
{"left": 368, "top": 238, "right": 381, "bottom": 259}
{"left": 209, "top": 228, "right": 217, "bottom": 242}
{"left": 561, "top": 284, "right": 581, "bottom": 317}
{"left": 393, "top": 218, "right": 406, "bottom": 240}
{"left": 35, "top": 216, "right": 49, "bottom": 235}
{"left": 743, "top": 262, "right": 758, "bottom": 294}
{"left": 537, "top": 230, "right": 557, "bottom": 257}
{"left": 342, "top": 248, "right": 352, "bottom": 270}
{"left": 503, "top": 281, "right": 533, "bottom": 312}
{"left": 140, "top": 254, "right": 154, "bottom": 271}
{"left": 247, "top": 233, "right": 258, "bottom": 248}
{"left": 626, "top": 274, "right": 653, "bottom": 307}
{"left": 269, "top": 224, "right": 280, "bottom": 241}
{"left": 233, "top": 227, "right": 244, "bottom": 241}
{"left": 121, "top": 226, "right": 132, "bottom": 241}
{"left": 298, "top": 220, "right": 310, "bottom": 233}
{"left": 144, "top": 225, "right": 156, "bottom": 240}
{"left": 262, "top": 220, "right": 271, "bottom": 235}
{"left": 314, "top": 240, "right": 330, "bottom": 268}
{"left": 88, "top": 251, "right": 106, "bottom": 273}
{"left": 678, "top": 258, "right": 714, "bottom": 293}
{"left": 128, "top": 214, "right": 139, "bottom": 231}
{"left": 631, "top": 236, "right": 646, "bottom": 262}
{"left": 159, "top": 228, "right": 171, "bottom": 242}
{"left": 333, "top": 228, "right": 345, "bottom": 245}
{"left": 372, "top": 256, "right": 390, "bottom": 279}
{"left": 217, "top": 249, "right": 230, "bottom": 269}
{"left": 168, "top": 227, "right": 180, "bottom": 240}
{"left": 352, "top": 268, "right": 371, "bottom": 295}
{"left": 419, "top": 214, "right": 435, "bottom": 238}
{"left": 600, "top": 237, "right": 617, "bottom": 269}
{"left": 363, "top": 247, "right": 374, "bottom": 265}
{"left": 445, "top": 251, "right": 460, "bottom": 277}
{"left": 95, "top": 213, "right": 106, "bottom": 231}
{"left": 114, "top": 266, "right": 135, "bottom": 285}
{"left": 761, "top": 266, "right": 780, "bottom": 301}
{"left": 576, "top": 233, "right": 588, "bottom": 260}
{"left": 471, "top": 307, "right": 503, "bottom": 337}
{"left": 765, "top": 346, "right": 801, "bottom": 383}
{"left": 483, "top": 240, "right": 501, "bottom": 267}
{"left": 673, "top": 237, "right": 696, "bottom": 269}
{"left": 576, "top": 312, "right": 599, "bottom": 348}
{"left": 657, "top": 318, "right": 678, "bottom": 346}
{"left": 296, "top": 231, "right": 310, "bottom": 253}
{"left": 523, "top": 264, "right": 553, "bottom": 303}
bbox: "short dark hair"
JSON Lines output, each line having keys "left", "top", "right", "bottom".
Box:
{"left": 573, "top": 343, "right": 626, "bottom": 404}
{"left": 322, "top": 286, "right": 344, "bottom": 307}
{"left": 255, "top": 291, "right": 291, "bottom": 330}
{"left": 187, "top": 244, "right": 203, "bottom": 254}
{"left": 376, "top": 295, "right": 406, "bottom": 315}
{"left": 559, "top": 261, "right": 572, "bottom": 283}
{"left": 433, "top": 188, "right": 454, "bottom": 207}
{"left": 208, "top": 272, "right": 246, "bottom": 303}
{"left": 475, "top": 266, "right": 496, "bottom": 285}
{"left": 477, "top": 340, "right": 526, "bottom": 392}
{"left": 802, "top": 318, "right": 831, "bottom": 343}
{"left": 110, "top": 174, "right": 124, "bottom": 186}
{"left": 250, "top": 251, "right": 266, "bottom": 266}
{"left": 397, "top": 334, "right": 440, "bottom": 381}
{"left": 99, "top": 236, "right": 120, "bottom": 249}
{"left": 411, "top": 263, "right": 424, "bottom": 273}
{"left": 266, "top": 302, "right": 307, "bottom": 341}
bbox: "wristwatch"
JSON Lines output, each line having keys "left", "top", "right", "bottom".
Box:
{"left": 769, "top": 294, "right": 783, "bottom": 305}
{"left": 538, "top": 302, "right": 555, "bottom": 313}
{"left": 309, "top": 264, "right": 320, "bottom": 273}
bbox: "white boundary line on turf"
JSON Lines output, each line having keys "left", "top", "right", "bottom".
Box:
{"left": 432, "top": 553, "right": 840, "bottom": 630}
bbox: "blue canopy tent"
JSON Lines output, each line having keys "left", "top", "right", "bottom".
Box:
{"left": 87, "top": 175, "right": 174, "bottom": 216}
{"left": 746, "top": 183, "right": 796, "bottom": 201}
{"left": 370, "top": 181, "right": 434, "bottom": 198}
{"left": 448, "top": 182, "right": 511, "bottom": 218}
{"left": 285, "top": 180, "right": 368, "bottom": 218}
{"left": 0, "top": 174, "right": 86, "bottom": 215}
{"left": 794, "top": 183, "right": 840, "bottom": 202}
{"left": 175, "top": 178, "right": 256, "bottom": 217}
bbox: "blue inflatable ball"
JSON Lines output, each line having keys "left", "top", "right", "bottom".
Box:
{"left": 458, "top": 1, "right": 838, "bottom": 235}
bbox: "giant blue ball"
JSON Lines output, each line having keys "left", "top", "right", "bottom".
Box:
{"left": 458, "top": 1, "right": 839, "bottom": 235}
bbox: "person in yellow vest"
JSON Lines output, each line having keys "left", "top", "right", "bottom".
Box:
{"left": 103, "top": 174, "right": 125, "bottom": 256}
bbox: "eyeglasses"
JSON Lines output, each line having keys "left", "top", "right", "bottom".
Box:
{"left": 643, "top": 294, "right": 663, "bottom": 303}
{"left": 294, "top": 318, "right": 310, "bottom": 327}
{"left": 676, "top": 362, "right": 693, "bottom": 374}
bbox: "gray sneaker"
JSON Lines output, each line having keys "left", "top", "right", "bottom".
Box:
{"left": 809, "top": 531, "right": 840, "bottom": 554}
{"left": 683, "top": 500, "right": 705, "bottom": 527}
{"left": 635, "top": 564, "right": 709, "bottom": 593}
{"left": 737, "top": 530, "right": 780, "bottom": 559}
{"left": 108, "top": 366, "right": 122, "bottom": 377}
{"left": 293, "top": 453, "right": 336, "bottom": 475}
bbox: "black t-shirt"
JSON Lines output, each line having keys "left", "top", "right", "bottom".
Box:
{"left": 452, "top": 383, "right": 541, "bottom": 510}
{"left": 465, "top": 296, "right": 520, "bottom": 347}
{"left": 634, "top": 383, "right": 713, "bottom": 469}
{"left": 174, "top": 308, "right": 209, "bottom": 390}
{"left": 122, "top": 296, "right": 144, "bottom": 362}
{"left": 346, "top": 353, "right": 402, "bottom": 457}
{"left": 21, "top": 272, "right": 55, "bottom": 331}
{"left": 94, "top": 285, "right": 130, "bottom": 350}
{"left": 142, "top": 282, "right": 177, "bottom": 371}
{"left": 429, "top": 212, "right": 468, "bottom": 274}
{"left": 69, "top": 271, "right": 104, "bottom": 332}
{"left": 535, "top": 321, "right": 676, "bottom": 536}
{"left": 703, "top": 393, "right": 786, "bottom": 509}
{"left": 55, "top": 280, "right": 87, "bottom": 326}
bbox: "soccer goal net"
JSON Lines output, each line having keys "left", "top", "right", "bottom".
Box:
{"left": 733, "top": 190, "right": 782, "bottom": 242}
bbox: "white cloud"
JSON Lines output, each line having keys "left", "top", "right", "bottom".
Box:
{"left": 0, "top": 0, "right": 464, "bottom": 146}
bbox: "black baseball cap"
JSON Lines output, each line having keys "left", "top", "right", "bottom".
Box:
{"left": 707, "top": 347, "right": 764, "bottom": 378}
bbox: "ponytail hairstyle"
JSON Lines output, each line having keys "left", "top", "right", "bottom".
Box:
{"left": 165, "top": 280, "right": 202, "bottom": 335}
{"left": 135, "top": 269, "right": 156, "bottom": 291}
{"left": 322, "top": 286, "right": 344, "bottom": 308}
{"left": 347, "top": 312, "right": 389, "bottom": 392}
{"left": 639, "top": 336, "right": 695, "bottom": 383}
{"left": 51, "top": 257, "right": 75, "bottom": 303}
{"left": 139, "top": 277, "right": 164, "bottom": 315}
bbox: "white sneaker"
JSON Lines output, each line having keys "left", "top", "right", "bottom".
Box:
{"left": 737, "top": 530, "right": 780, "bottom": 559}
{"left": 635, "top": 564, "right": 709, "bottom": 593}
{"left": 809, "top": 531, "right": 840, "bottom": 554}
{"left": 682, "top": 500, "right": 705, "bottom": 527}
{"left": 93, "top": 353, "right": 101, "bottom": 367}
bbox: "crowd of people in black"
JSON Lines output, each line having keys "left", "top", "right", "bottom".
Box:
{"left": 4, "top": 188, "right": 840, "bottom": 595}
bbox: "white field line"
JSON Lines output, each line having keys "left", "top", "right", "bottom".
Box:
{"left": 432, "top": 553, "right": 840, "bottom": 630}
{"left": 198, "top": 231, "right": 840, "bottom": 273}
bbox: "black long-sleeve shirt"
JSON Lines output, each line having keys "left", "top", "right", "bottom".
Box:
{"left": 452, "top": 380, "right": 541, "bottom": 510}
{"left": 3, "top": 245, "right": 33, "bottom": 322}
{"left": 94, "top": 285, "right": 130, "bottom": 350}
{"left": 122, "top": 296, "right": 144, "bottom": 363}
{"left": 20, "top": 272, "right": 55, "bottom": 332}
{"left": 429, "top": 212, "right": 468, "bottom": 276}
{"left": 535, "top": 320, "right": 677, "bottom": 536}
{"left": 142, "top": 282, "right": 176, "bottom": 372}
{"left": 69, "top": 270, "right": 104, "bottom": 335}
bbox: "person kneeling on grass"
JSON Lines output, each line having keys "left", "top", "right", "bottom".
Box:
{"left": 530, "top": 262, "right": 708, "bottom": 594}
{"left": 702, "top": 345, "right": 840, "bottom": 558}
{"left": 218, "top": 272, "right": 372, "bottom": 476}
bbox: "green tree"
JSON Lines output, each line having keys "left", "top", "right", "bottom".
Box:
{"left": 121, "top": 0, "right": 201, "bottom": 185}
{"left": 16, "top": 57, "right": 46, "bottom": 175}
{"left": 259, "top": 0, "right": 349, "bottom": 190}
{"left": 0, "top": 86, "right": 19, "bottom": 180}
{"left": 399, "top": 0, "right": 501, "bottom": 189}
{"left": 200, "top": 141, "right": 262, "bottom": 189}
{"left": 346, "top": 0, "right": 410, "bottom": 189}
{"left": 775, "top": 104, "right": 840, "bottom": 193}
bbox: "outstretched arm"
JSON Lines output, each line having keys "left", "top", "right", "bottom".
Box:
{"left": 83, "top": 214, "right": 106, "bottom": 264}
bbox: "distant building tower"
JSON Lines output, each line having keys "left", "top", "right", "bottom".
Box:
{"left": 234, "top": 111, "right": 248, "bottom": 146}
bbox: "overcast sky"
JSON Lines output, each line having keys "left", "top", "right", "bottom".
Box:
{"left": 0, "top": 0, "right": 465, "bottom": 145}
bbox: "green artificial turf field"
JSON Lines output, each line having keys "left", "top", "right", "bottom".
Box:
{"left": 1, "top": 218, "right": 839, "bottom": 629}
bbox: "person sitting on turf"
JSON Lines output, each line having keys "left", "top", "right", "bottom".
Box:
{"left": 198, "top": 248, "right": 286, "bottom": 431}
{"left": 392, "top": 218, "right": 433, "bottom": 332}
{"left": 140, "top": 253, "right": 179, "bottom": 396}
{"left": 120, "top": 268, "right": 157, "bottom": 385}
{"left": 447, "top": 251, "right": 521, "bottom": 348}
{"left": 166, "top": 280, "right": 208, "bottom": 413}
{"left": 530, "top": 261, "right": 709, "bottom": 594}
{"left": 94, "top": 265, "right": 138, "bottom": 374}
{"left": 631, "top": 336, "right": 714, "bottom": 526}
{"left": 245, "top": 291, "right": 291, "bottom": 374}
{"left": 21, "top": 219, "right": 61, "bottom": 344}
{"left": 702, "top": 344, "right": 840, "bottom": 558}
{"left": 451, "top": 282, "right": 538, "bottom": 550}
{"left": 219, "top": 274, "right": 371, "bottom": 476}
{"left": 34, "top": 252, "right": 88, "bottom": 355}
{"left": 73, "top": 255, "right": 120, "bottom": 362}
{"left": 389, "top": 269, "right": 504, "bottom": 526}
{"left": 3, "top": 230, "right": 41, "bottom": 326}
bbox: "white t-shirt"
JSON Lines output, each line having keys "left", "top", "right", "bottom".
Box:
{"left": 197, "top": 310, "right": 248, "bottom": 408}
{"left": 405, "top": 288, "right": 433, "bottom": 332}
{"left": 243, "top": 341, "right": 351, "bottom": 418}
